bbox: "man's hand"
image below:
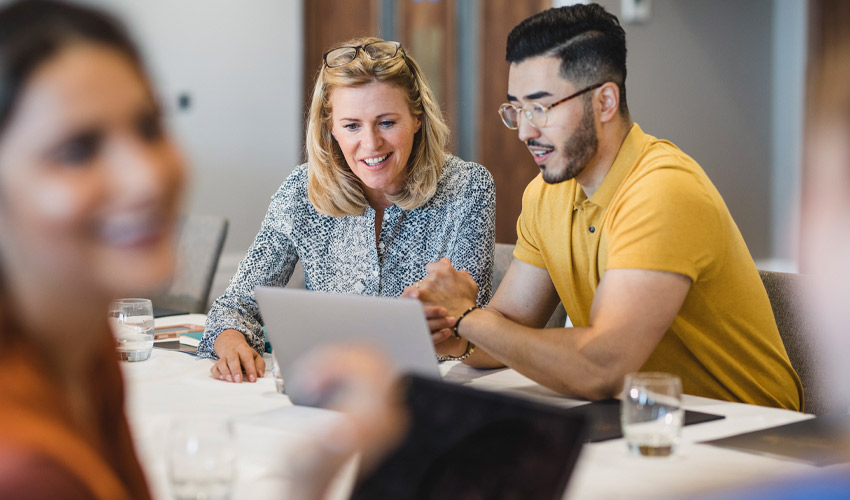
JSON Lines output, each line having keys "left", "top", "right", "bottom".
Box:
{"left": 419, "top": 303, "right": 475, "bottom": 357}
{"left": 401, "top": 258, "right": 479, "bottom": 319}
{"left": 401, "top": 258, "right": 480, "bottom": 356}
{"left": 423, "top": 305, "right": 456, "bottom": 343}
{"left": 211, "top": 329, "right": 266, "bottom": 383}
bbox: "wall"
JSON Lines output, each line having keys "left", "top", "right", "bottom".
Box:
{"left": 80, "top": 0, "right": 304, "bottom": 299}
{"left": 64, "top": 0, "right": 804, "bottom": 306}
{"left": 596, "top": 0, "right": 778, "bottom": 260}
{"left": 771, "top": 0, "right": 807, "bottom": 268}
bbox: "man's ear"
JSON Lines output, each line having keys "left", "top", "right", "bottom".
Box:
{"left": 597, "top": 82, "right": 621, "bottom": 123}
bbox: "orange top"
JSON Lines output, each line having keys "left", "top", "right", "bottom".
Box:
{"left": 0, "top": 328, "right": 151, "bottom": 499}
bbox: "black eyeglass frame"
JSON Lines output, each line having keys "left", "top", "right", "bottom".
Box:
{"left": 498, "top": 82, "right": 605, "bottom": 130}
{"left": 322, "top": 40, "right": 407, "bottom": 68}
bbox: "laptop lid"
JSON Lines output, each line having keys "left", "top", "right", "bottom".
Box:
{"left": 255, "top": 287, "right": 441, "bottom": 394}
{"left": 350, "top": 375, "right": 589, "bottom": 500}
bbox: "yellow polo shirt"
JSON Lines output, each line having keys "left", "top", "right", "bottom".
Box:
{"left": 515, "top": 124, "right": 802, "bottom": 410}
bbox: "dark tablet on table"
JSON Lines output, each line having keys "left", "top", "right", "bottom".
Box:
{"left": 350, "top": 376, "right": 589, "bottom": 500}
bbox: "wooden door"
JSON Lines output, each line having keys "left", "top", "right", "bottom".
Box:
{"left": 478, "top": 0, "right": 551, "bottom": 243}
{"left": 396, "top": 0, "right": 457, "bottom": 153}
{"left": 302, "top": 0, "right": 378, "bottom": 159}
{"left": 801, "top": 0, "right": 850, "bottom": 269}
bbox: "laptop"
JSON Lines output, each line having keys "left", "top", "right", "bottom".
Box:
{"left": 350, "top": 375, "right": 589, "bottom": 500}
{"left": 255, "top": 286, "right": 441, "bottom": 398}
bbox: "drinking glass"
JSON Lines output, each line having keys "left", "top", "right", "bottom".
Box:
{"left": 621, "top": 372, "right": 683, "bottom": 457}
{"left": 167, "top": 418, "right": 236, "bottom": 500}
{"left": 108, "top": 298, "right": 154, "bottom": 362}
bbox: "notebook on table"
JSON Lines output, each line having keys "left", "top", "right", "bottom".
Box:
{"left": 564, "top": 398, "right": 725, "bottom": 442}
{"left": 153, "top": 326, "right": 204, "bottom": 355}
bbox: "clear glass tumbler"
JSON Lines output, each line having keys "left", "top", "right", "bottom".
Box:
{"left": 167, "top": 418, "right": 236, "bottom": 500}
{"left": 621, "top": 372, "right": 683, "bottom": 457}
{"left": 108, "top": 298, "right": 154, "bottom": 362}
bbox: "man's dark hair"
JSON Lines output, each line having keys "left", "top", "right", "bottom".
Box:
{"left": 506, "top": 4, "right": 629, "bottom": 115}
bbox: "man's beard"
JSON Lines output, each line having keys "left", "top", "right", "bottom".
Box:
{"left": 541, "top": 99, "right": 598, "bottom": 184}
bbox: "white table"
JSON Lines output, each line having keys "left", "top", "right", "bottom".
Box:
{"left": 123, "top": 314, "right": 838, "bottom": 500}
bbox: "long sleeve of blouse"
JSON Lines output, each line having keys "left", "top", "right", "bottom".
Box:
{"left": 198, "top": 155, "right": 496, "bottom": 358}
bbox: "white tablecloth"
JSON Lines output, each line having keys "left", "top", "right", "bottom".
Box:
{"left": 122, "top": 314, "right": 839, "bottom": 500}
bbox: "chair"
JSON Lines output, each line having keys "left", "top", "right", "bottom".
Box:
{"left": 758, "top": 270, "right": 832, "bottom": 414}
{"left": 151, "top": 214, "right": 228, "bottom": 314}
{"left": 493, "top": 243, "right": 567, "bottom": 328}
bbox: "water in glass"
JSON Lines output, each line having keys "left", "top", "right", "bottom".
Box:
{"left": 109, "top": 298, "right": 154, "bottom": 362}
{"left": 621, "top": 372, "right": 683, "bottom": 457}
{"left": 168, "top": 419, "right": 235, "bottom": 500}
{"left": 270, "top": 349, "right": 285, "bottom": 394}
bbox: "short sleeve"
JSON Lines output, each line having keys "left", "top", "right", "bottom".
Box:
{"left": 604, "top": 166, "right": 722, "bottom": 281}
{"left": 513, "top": 178, "right": 547, "bottom": 269}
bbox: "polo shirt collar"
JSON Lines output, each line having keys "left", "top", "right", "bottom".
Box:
{"left": 586, "top": 123, "right": 648, "bottom": 209}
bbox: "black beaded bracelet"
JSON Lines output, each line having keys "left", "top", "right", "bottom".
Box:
{"left": 452, "top": 306, "right": 479, "bottom": 339}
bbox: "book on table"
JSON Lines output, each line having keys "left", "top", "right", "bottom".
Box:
{"left": 153, "top": 324, "right": 204, "bottom": 355}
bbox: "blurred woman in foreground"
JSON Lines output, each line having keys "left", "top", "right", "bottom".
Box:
{"left": 0, "top": 1, "right": 184, "bottom": 497}
{"left": 0, "top": 1, "right": 405, "bottom": 498}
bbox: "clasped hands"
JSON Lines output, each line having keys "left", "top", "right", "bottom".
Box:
{"left": 401, "top": 257, "right": 479, "bottom": 357}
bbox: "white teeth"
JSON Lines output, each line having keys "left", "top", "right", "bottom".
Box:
{"left": 99, "top": 211, "right": 161, "bottom": 247}
{"left": 364, "top": 153, "right": 389, "bottom": 166}
{"left": 529, "top": 148, "right": 555, "bottom": 158}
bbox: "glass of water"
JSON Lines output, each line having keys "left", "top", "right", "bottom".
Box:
{"left": 167, "top": 418, "right": 236, "bottom": 500}
{"left": 621, "top": 372, "right": 683, "bottom": 457}
{"left": 108, "top": 298, "right": 154, "bottom": 362}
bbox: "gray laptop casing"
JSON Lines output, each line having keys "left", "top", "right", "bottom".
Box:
{"left": 255, "top": 286, "right": 441, "bottom": 385}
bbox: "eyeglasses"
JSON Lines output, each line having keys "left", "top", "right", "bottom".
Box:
{"left": 498, "top": 83, "right": 604, "bottom": 130}
{"left": 323, "top": 41, "right": 406, "bottom": 68}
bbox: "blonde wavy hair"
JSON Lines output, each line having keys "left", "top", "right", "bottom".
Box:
{"left": 306, "top": 37, "right": 449, "bottom": 216}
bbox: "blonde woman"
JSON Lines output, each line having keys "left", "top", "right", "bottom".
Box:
{"left": 201, "top": 38, "right": 496, "bottom": 382}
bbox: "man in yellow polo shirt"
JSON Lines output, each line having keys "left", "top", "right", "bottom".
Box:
{"left": 405, "top": 4, "right": 802, "bottom": 410}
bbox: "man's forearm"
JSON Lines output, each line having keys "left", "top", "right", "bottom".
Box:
{"left": 457, "top": 308, "right": 625, "bottom": 400}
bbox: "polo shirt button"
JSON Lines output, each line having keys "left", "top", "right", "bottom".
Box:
{"left": 372, "top": 270, "right": 379, "bottom": 277}
{"left": 378, "top": 242, "right": 385, "bottom": 250}
{"left": 589, "top": 226, "right": 596, "bottom": 233}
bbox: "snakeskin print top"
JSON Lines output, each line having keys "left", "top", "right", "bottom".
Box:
{"left": 198, "top": 156, "right": 496, "bottom": 358}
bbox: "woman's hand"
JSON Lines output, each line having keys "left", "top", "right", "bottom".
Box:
{"left": 210, "top": 329, "right": 266, "bottom": 383}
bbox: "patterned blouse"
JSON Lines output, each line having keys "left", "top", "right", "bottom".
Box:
{"left": 198, "top": 156, "right": 496, "bottom": 358}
